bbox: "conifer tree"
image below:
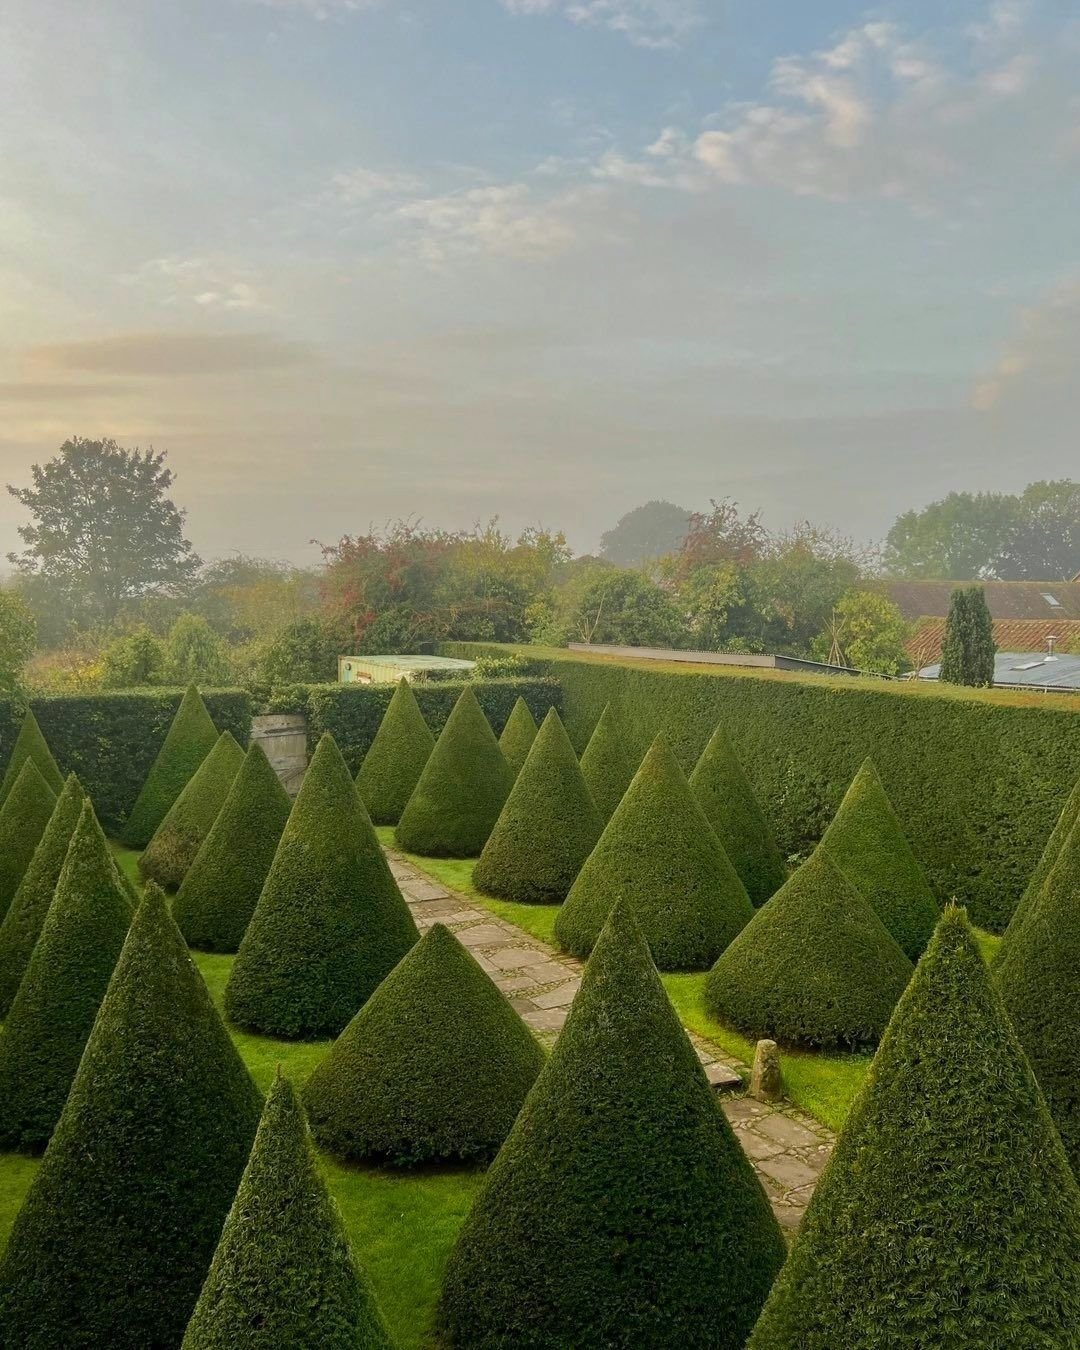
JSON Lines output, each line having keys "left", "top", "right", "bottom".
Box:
{"left": 939, "top": 585, "right": 996, "bottom": 687}
{"left": 748, "top": 906, "right": 1080, "bottom": 1347}
{"left": 0, "top": 885, "right": 263, "bottom": 1347}
{"left": 0, "top": 772, "right": 85, "bottom": 1015}
{"left": 227, "top": 734, "right": 418, "bottom": 1038}
{"left": 182, "top": 1073, "right": 394, "bottom": 1350}
{"left": 0, "top": 802, "right": 132, "bottom": 1152}
{"left": 173, "top": 741, "right": 292, "bottom": 953}
{"left": 439, "top": 901, "right": 786, "bottom": 1348}
{"left": 121, "top": 684, "right": 219, "bottom": 847}
{"left": 0, "top": 707, "right": 64, "bottom": 807}
{"left": 396, "top": 685, "right": 514, "bottom": 857}
{"left": 556, "top": 735, "right": 753, "bottom": 969}
{"left": 578, "top": 702, "right": 635, "bottom": 823}
{"left": 304, "top": 923, "right": 544, "bottom": 1165}
{"left": 497, "top": 696, "right": 538, "bottom": 778}
{"left": 0, "top": 759, "right": 58, "bottom": 921}
{"left": 354, "top": 676, "right": 435, "bottom": 825}
{"left": 139, "top": 730, "right": 245, "bottom": 888}
{"left": 689, "top": 723, "right": 787, "bottom": 905}
{"left": 999, "top": 773, "right": 1080, "bottom": 954}
{"left": 474, "top": 708, "right": 602, "bottom": 904}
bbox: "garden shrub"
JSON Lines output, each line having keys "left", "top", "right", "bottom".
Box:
{"left": 226, "top": 734, "right": 418, "bottom": 1038}
{"left": 705, "top": 849, "right": 913, "bottom": 1049}
{"left": 820, "top": 758, "right": 939, "bottom": 961}
{"left": 0, "top": 707, "right": 64, "bottom": 806}
{"left": 996, "top": 818, "right": 1080, "bottom": 1173}
{"left": 497, "top": 696, "right": 537, "bottom": 777}
{"left": 0, "top": 884, "right": 262, "bottom": 1348}
{"left": 354, "top": 676, "right": 435, "bottom": 825}
{"left": 304, "top": 923, "right": 544, "bottom": 1165}
{"left": 0, "top": 772, "right": 85, "bottom": 1015}
{"left": 578, "top": 702, "right": 635, "bottom": 823}
{"left": 438, "top": 901, "right": 786, "bottom": 1349}
{"left": 138, "top": 730, "right": 245, "bottom": 888}
{"left": 173, "top": 741, "right": 292, "bottom": 953}
{"left": 182, "top": 1072, "right": 393, "bottom": 1350}
{"left": 0, "top": 760, "right": 57, "bottom": 922}
{"left": 0, "top": 802, "right": 132, "bottom": 1152}
{"left": 747, "top": 906, "right": 1080, "bottom": 1348}
{"left": 396, "top": 685, "right": 515, "bottom": 857}
{"left": 474, "top": 708, "right": 602, "bottom": 905}
{"left": 121, "top": 684, "right": 220, "bottom": 847}
{"left": 555, "top": 735, "right": 753, "bottom": 969}
{"left": 689, "top": 722, "right": 787, "bottom": 906}
{"left": 999, "top": 773, "right": 1080, "bottom": 954}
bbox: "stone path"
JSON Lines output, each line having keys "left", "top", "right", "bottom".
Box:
{"left": 387, "top": 851, "right": 835, "bottom": 1231}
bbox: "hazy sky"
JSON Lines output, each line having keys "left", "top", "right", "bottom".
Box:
{"left": 1, "top": 0, "right": 1078, "bottom": 564}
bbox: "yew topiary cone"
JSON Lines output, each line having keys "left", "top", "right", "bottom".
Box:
{"left": 354, "top": 676, "right": 435, "bottom": 825}
{"left": 999, "top": 773, "right": 1080, "bottom": 956}
{"left": 578, "top": 702, "right": 635, "bottom": 823}
{"left": 0, "top": 707, "right": 64, "bottom": 808}
{"left": 0, "top": 759, "right": 58, "bottom": 922}
{"left": 121, "top": 684, "right": 219, "bottom": 848}
{"left": 498, "top": 696, "right": 538, "bottom": 778}
{"left": 139, "top": 730, "right": 245, "bottom": 888}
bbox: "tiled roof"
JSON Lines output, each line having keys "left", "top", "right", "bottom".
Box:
{"left": 883, "top": 580, "right": 1080, "bottom": 622}
{"left": 906, "top": 618, "right": 1080, "bottom": 664}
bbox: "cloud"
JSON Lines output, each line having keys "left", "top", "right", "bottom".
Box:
{"left": 499, "top": 0, "right": 702, "bottom": 49}
{"left": 972, "top": 277, "right": 1080, "bottom": 410}
{"left": 129, "top": 258, "right": 267, "bottom": 312}
{"left": 331, "top": 166, "right": 424, "bottom": 203}
{"left": 24, "top": 332, "right": 315, "bottom": 378}
{"left": 245, "top": 0, "right": 383, "bottom": 17}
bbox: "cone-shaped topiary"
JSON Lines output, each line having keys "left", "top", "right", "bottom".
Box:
{"left": 182, "top": 1072, "right": 394, "bottom": 1350}
{"left": 396, "top": 684, "right": 514, "bottom": 857}
{"left": 474, "top": 709, "right": 603, "bottom": 905}
{"left": 354, "top": 676, "right": 435, "bottom": 825}
{"left": 121, "top": 684, "right": 219, "bottom": 848}
{"left": 139, "top": 730, "right": 245, "bottom": 889}
{"left": 439, "top": 901, "right": 786, "bottom": 1349}
{"left": 0, "top": 707, "right": 64, "bottom": 808}
{"left": 304, "top": 923, "right": 544, "bottom": 1165}
{"left": 578, "top": 702, "right": 635, "bottom": 824}
{"left": 227, "top": 734, "right": 419, "bottom": 1039}
{"left": 0, "top": 759, "right": 58, "bottom": 923}
{"left": 689, "top": 723, "right": 787, "bottom": 906}
{"left": 819, "top": 757, "right": 939, "bottom": 961}
{"left": 0, "top": 884, "right": 263, "bottom": 1348}
{"left": 706, "top": 849, "right": 913, "bottom": 1049}
{"left": 748, "top": 906, "right": 1080, "bottom": 1348}
{"left": 0, "top": 802, "right": 133, "bottom": 1152}
{"left": 996, "top": 818, "right": 1080, "bottom": 1174}
{"left": 555, "top": 735, "right": 753, "bottom": 970}
{"left": 498, "top": 696, "right": 538, "bottom": 778}
{"left": 173, "top": 741, "right": 292, "bottom": 953}
{"left": 999, "top": 773, "right": 1080, "bottom": 955}
{"left": 0, "top": 772, "right": 85, "bottom": 1016}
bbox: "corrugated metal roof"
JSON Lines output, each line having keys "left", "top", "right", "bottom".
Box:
{"left": 918, "top": 651, "right": 1080, "bottom": 690}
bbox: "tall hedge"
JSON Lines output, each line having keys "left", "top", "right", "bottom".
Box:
{"left": 999, "top": 772, "right": 1080, "bottom": 954}
{"left": 182, "top": 1073, "right": 393, "bottom": 1350}
{"left": 354, "top": 677, "right": 435, "bottom": 825}
{"left": 689, "top": 722, "right": 787, "bottom": 906}
{"left": 139, "top": 730, "right": 245, "bottom": 888}
{"left": 0, "top": 803, "right": 132, "bottom": 1153}
{"left": 819, "top": 757, "right": 939, "bottom": 961}
{"left": 226, "top": 733, "right": 419, "bottom": 1038}
{"left": 0, "top": 772, "right": 85, "bottom": 1016}
{"left": 0, "top": 885, "right": 263, "bottom": 1348}
{"left": 173, "top": 741, "right": 292, "bottom": 953}
{"left": 438, "top": 901, "right": 786, "bottom": 1348}
{"left": 0, "top": 760, "right": 58, "bottom": 922}
{"left": 498, "top": 696, "right": 538, "bottom": 777}
{"left": 121, "top": 685, "right": 221, "bottom": 847}
{"left": 0, "top": 708, "right": 64, "bottom": 807}
{"left": 705, "top": 849, "right": 913, "bottom": 1049}
{"left": 396, "top": 685, "right": 515, "bottom": 857}
{"left": 996, "top": 818, "right": 1080, "bottom": 1173}
{"left": 556, "top": 735, "right": 753, "bottom": 970}
{"left": 578, "top": 702, "right": 635, "bottom": 824}
{"left": 748, "top": 906, "right": 1080, "bottom": 1347}
{"left": 474, "top": 708, "right": 602, "bottom": 905}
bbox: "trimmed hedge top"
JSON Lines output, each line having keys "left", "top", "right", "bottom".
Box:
{"left": 396, "top": 685, "right": 515, "bottom": 858}
{"left": 121, "top": 685, "right": 220, "bottom": 848}
{"left": 182, "top": 1073, "right": 393, "bottom": 1350}
{"left": 999, "top": 773, "right": 1080, "bottom": 954}
{"left": 820, "top": 757, "right": 939, "bottom": 961}
{"left": 0, "top": 884, "right": 263, "bottom": 1349}
{"left": 706, "top": 848, "right": 914, "bottom": 1049}
{"left": 578, "top": 702, "right": 635, "bottom": 824}
{"left": 474, "top": 708, "right": 603, "bottom": 905}
{"left": 555, "top": 734, "right": 754, "bottom": 970}
{"left": 226, "top": 733, "right": 419, "bottom": 1039}
{"left": 748, "top": 906, "right": 1080, "bottom": 1347}
{"left": 0, "top": 760, "right": 57, "bottom": 923}
{"left": 498, "top": 696, "right": 538, "bottom": 777}
{"left": 354, "top": 677, "right": 435, "bottom": 826}
{"left": 304, "top": 922, "right": 544, "bottom": 1166}
{"left": 438, "top": 900, "right": 786, "bottom": 1349}
{"left": 0, "top": 708, "right": 64, "bottom": 807}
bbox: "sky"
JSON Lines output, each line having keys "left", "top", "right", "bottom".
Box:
{"left": 1, "top": 0, "right": 1078, "bottom": 565}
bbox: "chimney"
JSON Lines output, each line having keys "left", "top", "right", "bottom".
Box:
{"left": 1047, "top": 634, "right": 1059, "bottom": 660}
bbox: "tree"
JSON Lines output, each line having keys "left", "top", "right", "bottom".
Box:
{"left": 0, "top": 590, "right": 36, "bottom": 694}
{"left": 438, "top": 901, "right": 786, "bottom": 1348}
{"left": 100, "top": 625, "right": 166, "bottom": 687}
{"left": 578, "top": 702, "right": 635, "bottom": 823}
{"left": 999, "top": 479, "right": 1080, "bottom": 579}
{"left": 810, "top": 590, "right": 911, "bottom": 674}
{"left": 256, "top": 614, "right": 352, "bottom": 685}
{"left": 0, "top": 760, "right": 58, "bottom": 922}
{"left": 738, "top": 527, "right": 863, "bottom": 653}
{"left": 884, "top": 491, "right": 1019, "bottom": 579}
{"left": 163, "top": 613, "right": 233, "bottom": 686}
{"left": 567, "top": 568, "right": 685, "bottom": 648}
{"left": 121, "top": 685, "right": 219, "bottom": 848}
{"left": 666, "top": 498, "right": 767, "bottom": 578}
{"left": 497, "top": 696, "right": 538, "bottom": 777}
{"left": 939, "top": 585, "right": 996, "bottom": 687}
{"left": 598, "top": 500, "right": 692, "bottom": 566}
{"left": 354, "top": 677, "right": 435, "bottom": 825}
{"left": 7, "top": 437, "right": 200, "bottom": 630}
